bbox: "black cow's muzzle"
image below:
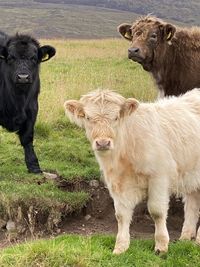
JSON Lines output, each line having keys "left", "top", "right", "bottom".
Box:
{"left": 16, "top": 73, "right": 32, "bottom": 84}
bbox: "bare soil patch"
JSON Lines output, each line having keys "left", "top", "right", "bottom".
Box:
{"left": 0, "top": 179, "right": 186, "bottom": 249}
{"left": 61, "top": 181, "right": 184, "bottom": 241}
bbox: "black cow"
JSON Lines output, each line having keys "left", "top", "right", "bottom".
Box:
{"left": 0, "top": 33, "right": 56, "bottom": 173}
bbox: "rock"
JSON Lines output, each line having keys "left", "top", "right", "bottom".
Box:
{"left": 84, "top": 214, "right": 91, "bottom": 221}
{"left": 6, "top": 220, "right": 16, "bottom": 232}
{"left": 43, "top": 172, "right": 58, "bottom": 180}
{"left": 56, "top": 228, "right": 61, "bottom": 234}
{"left": 89, "top": 180, "right": 99, "bottom": 188}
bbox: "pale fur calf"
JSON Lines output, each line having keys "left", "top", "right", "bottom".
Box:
{"left": 64, "top": 89, "right": 200, "bottom": 254}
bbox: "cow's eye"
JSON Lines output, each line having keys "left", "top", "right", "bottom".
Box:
{"left": 115, "top": 116, "right": 119, "bottom": 121}
{"left": 150, "top": 33, "right": 157, "bottom": 39}
{"left": 7, "top": 55, "right": 16, "bottom": 62}
{"left": 30, "top": 56, "right": 37, "bottom": 63}
{"left": 135, "top": 31, "right": 142, "bottom": 36}
{"left": 86, "top": 116, "right": 90, "bottom": 121}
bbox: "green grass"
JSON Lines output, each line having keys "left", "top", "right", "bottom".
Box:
{"left": 0, "top": 235, "right": 199, "bottom": 267}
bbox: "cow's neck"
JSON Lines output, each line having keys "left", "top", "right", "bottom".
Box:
{"left": 151, "top": 30, "right": 200, "bottom": 96}
{"left": 94, "top": 107, "right": 155, "bottom": 186}
{"left": 7, "top": 79, "right": 35, "bottom": 106}
{"left": 0, "top": 78, "right": 36, "bottom": 118}
{"left": 95, "top": 149, "right": 123, "bottom": 188}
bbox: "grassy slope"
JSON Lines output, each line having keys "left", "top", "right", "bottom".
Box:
{"left": 0, "top": 235, "right": 199, "bottom": 267}
{"left": 0, "top": 38, "right": 156, "bottom": 224}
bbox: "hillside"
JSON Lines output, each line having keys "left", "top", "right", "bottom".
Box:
{"left": 0, "top": 0, "right": 199, "bottom": 38}
{"left": 0, "top": 1, "right": 139, "bottom": 38}
{"left": 36, "top": 0, "right": 200, "bottom": 25}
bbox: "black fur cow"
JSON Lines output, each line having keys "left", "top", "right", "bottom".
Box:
{"left": 0, "top": 33, "right": 56, "bottom": 173}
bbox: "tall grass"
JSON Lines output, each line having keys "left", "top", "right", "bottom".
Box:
{"left": 39, "top": 38, "right": 156, "bottom": 124}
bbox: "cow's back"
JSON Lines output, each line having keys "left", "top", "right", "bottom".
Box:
{"left": 154, "top": 90, "right": 200, "bottom": 193}
{"left": 121, "top": 89, "right": 200, "bottom": 189}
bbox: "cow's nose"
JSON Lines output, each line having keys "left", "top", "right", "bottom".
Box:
{"left": 96, "top": 139, "right": 111, "bottom": 150}
{"left": 16, "top": 74, "right": 30, "bottom": 84}
{"left": 128, "top": 47, "right": 140, "bottom": 58}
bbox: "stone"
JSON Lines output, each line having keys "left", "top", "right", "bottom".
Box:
{"left": 6, "top": 220, "right": 16, "bottom": 232}
{"left": 43, "top": 172, "right": 58, "bottom": 180}
{"left": 89, "top": 180, "right": 99, "bottom": 188}
{"left": 84, "top": 214, "right": 91, "bottom": 221}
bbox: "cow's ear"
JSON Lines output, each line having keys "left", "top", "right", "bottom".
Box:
{"left": 64, "top": 100, "right": 85, "bottom": 128}
{"left": 38, "top": 45, "right": 56, "bottom": 62}
{"left": 0, "top": 46, "right": 7, "bottom": 60}
{"left": 163, "top": 24, "right": 176, "bottom": 41}
{"left": 118, "top": 23, "right": 132, "bottom": 41}
{"left": 120, "top": 98, "right": 139, "bottom": 117}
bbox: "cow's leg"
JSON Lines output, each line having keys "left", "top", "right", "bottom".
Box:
{"left": 196, "top": 225, "right": 200, "bottom": 244}
{"left": 147, "top": 177, "right": 169, "bottom": 253}
{"left": 180, "top": 191, "right": 200, "bottom": 241}
{"left": 18, "top": 108, "right": 41, "bottom": 173}
{"left": 23, "top": 143, "right": 41, "bottom": 173}
{"left": 113, "top": 199, "right": 134, "bottom": 255}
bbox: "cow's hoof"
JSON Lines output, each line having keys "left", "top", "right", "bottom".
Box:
{"left": 180, "top": 232, "right": 195, "bottom": 241}
{"left": 155, "top": 244, "right": 168, "bottom": 255}
{"left": 113, "top": 248, "right": 125, "bottom": 255}
{"left": 113, "top": 244, "right": 129, "bottom": 255}
{"left": 155, "top": 249, "right": 167, "bottom": 259}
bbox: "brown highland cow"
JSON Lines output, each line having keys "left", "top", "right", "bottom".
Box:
{"left": 118, "top": 16, "right": 200, "bottom": 97}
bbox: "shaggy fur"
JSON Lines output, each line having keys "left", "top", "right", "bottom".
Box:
{"left": 65, "top": 89, "right": 200, "bottom": 254}
{"left": 118, "top": 16, "right": 200, "bottom": 97}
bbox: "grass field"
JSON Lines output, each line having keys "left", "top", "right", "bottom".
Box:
{"left": 0, "top": 235, "right": 199, "bottom": 267}
{"left": 2, "top": 38, "right": 195, "bottom": 266}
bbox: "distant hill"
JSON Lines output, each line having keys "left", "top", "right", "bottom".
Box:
{"left": 35, "top": 0, "right": 200, "bottom": 25}
{"left": 0, "top": 0, "right": 199, "bottom": 38}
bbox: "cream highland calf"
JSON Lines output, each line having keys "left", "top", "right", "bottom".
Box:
{"left": 64, "top": 89, "right": 200, "bottom": 254}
